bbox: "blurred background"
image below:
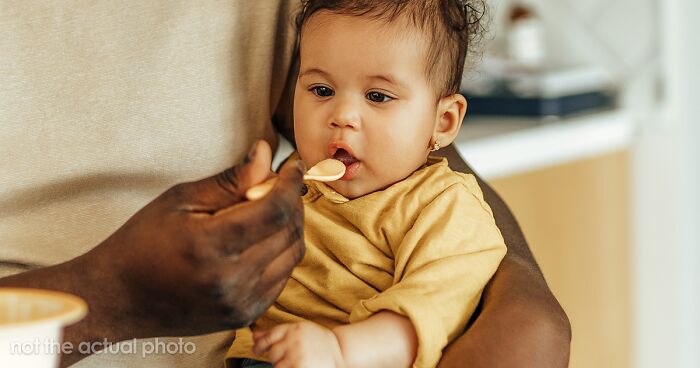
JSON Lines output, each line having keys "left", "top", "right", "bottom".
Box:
{"left": 457, "top": 0, "right": 699, "bottom": 367}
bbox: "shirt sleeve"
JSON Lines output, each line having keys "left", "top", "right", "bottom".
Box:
{"left": 348, "top": 181, "right": 507, "bottom": 368}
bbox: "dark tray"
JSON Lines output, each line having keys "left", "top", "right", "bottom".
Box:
{"left": 465, "top": 91, "right": 615, "bottom": 118}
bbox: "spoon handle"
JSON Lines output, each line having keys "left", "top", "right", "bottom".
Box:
{"left": 245, "top": 177, "right": 279, "bottom": 201}
{"left": 246, "top": 163, "right": 344, "bottom": 200}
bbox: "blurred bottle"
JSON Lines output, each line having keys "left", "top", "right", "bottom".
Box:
{"left": 507, "top": 3, "right": 546, "bottom": 69}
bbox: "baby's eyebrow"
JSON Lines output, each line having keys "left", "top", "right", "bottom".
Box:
{"left": 299, "top": 68, "right": 332, "bottom": 80}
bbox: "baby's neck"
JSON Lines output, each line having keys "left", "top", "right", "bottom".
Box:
{"left": 415, "top": 155, "right": 432, "bottom": 172}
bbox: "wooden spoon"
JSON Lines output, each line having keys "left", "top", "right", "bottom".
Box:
{"left": 245, "top": 159, "right": 346, "bottom": 201}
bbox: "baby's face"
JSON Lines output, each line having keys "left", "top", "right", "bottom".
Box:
{"left": 294, "top": 12, "right": 438, "bottom": 199}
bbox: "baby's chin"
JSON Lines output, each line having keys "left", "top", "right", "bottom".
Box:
{"left": 327, "top": 179, "right": 374, "bottom": 200}
{"left": 328, "top": 176, "right": 399, "bottom": 200}
{"left": 325, "top": 181, "right": 357, "bottom": 200}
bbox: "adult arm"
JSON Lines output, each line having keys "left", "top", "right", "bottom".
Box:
{"left": 0, "top": 141, "right": 307, "bottom": 367}
{"left": 434, "top": 145, "right": 571, "bottom": 368}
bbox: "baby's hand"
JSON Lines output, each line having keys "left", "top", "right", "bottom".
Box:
{"left": 253, "top": 322, "right": 345, "bottom": 368}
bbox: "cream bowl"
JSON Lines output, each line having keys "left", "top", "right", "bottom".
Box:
{"left": 0, "top": 288, "right": 87, "bottom": 368}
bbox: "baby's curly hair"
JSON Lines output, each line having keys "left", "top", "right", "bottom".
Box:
{"left": 296, "top": 0, "right": 487, "bottom": 98}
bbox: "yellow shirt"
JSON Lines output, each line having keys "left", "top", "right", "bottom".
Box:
{"left": 227, "top": 157, "right": 506, "bottom": 367}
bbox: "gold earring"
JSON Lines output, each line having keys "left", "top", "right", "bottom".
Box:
{"left": 430, "top": 139, "right": 441, "bottom": 152}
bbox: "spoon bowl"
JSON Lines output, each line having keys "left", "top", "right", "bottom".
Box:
{"left": 305, "top": 158, "right": 346, "bottom": 181}
{"left": 246, "top": 159, "right": 345, "bottom": 201}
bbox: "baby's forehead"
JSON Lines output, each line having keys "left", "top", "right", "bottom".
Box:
{"left": 301, "top": 10, "right": 428, "bottom": 43}
{"left": 301, "top": 18, "right": 426, "bottom": 61}
{"left": 300, "top": 12, "right": 432, "bottom": 62}
{"left": 299, "top": 10, "right": 443, "bottom": 95}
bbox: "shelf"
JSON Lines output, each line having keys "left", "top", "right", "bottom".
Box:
{"left": 454, "top": 110, "right": 635, "bottom": 179}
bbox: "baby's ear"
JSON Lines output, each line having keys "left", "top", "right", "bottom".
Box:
{"left": 432, "top": 94, "right": 467, "bottom": 148}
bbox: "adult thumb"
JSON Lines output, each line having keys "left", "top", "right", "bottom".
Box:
{"left": 175, "top": 140, "right": 275, "bottom": 212}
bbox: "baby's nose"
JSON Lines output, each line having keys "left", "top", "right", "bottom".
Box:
{"left": 330, "top": 117, "right": 359, "bottom": 129}
{"left": 330, "top": 101, "right": 361, "bottom": 129}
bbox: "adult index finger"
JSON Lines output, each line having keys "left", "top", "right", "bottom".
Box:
{"left": 202, "top": 160, "right": 306, "bottom": 256}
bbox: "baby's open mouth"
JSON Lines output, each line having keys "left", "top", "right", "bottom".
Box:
{"left": 331, "top": 148, "right": 361, "bottom": 180}
{"left": 333, "top": 148, "right": 360, "bottom": 166}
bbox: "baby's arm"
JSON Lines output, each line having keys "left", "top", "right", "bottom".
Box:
{"left": 253, "top": 321, "right": 343, "bottom": 368}
{"left": 333, "top": 310, "right": 417, "bottom": 367}
{"left": 252, "top": 311, "right": 417, "bottom": 368}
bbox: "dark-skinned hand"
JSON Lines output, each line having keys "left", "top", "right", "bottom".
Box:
{"left": 71, "top": 140, "right": 306, "bottom": 340}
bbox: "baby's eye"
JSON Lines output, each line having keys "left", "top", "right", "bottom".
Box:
{"left": 366, "top": 91, "right": 393, "bottom": 103}
{"left": 310, "top": 86, "right": 334, "bottom": 97}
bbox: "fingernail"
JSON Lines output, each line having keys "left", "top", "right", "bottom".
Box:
{"left": 244, "top": 140, "right": 259, "bottom": 164}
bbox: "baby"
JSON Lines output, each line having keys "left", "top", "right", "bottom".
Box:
{"left": 227, "top": 1, "right": 505, "bottom": 367}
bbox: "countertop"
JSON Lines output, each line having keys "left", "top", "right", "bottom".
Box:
{"left": 454, "top": 110, "right": 635, "bottom": 179}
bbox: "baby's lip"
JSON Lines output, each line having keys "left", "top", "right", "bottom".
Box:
{"left": 328, "top": 141, "right": 359, "bottom": 161}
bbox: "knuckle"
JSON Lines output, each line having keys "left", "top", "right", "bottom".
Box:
{"left": 166, "top": 182, "right": 190, "bottom": 202}
{"left": 290, "top": 212, "right": 304, "bottom": 243}
{"left": 292, "top": 240, "right": 306, "bottom": 265}
{"left": 183, "top": 234, "right": 213, "bottom": 264}
{"left": 217, "top": 166, "right": 244, "bottom": 195}
{"left": 235, "top": 310, "right": 257, "bottom": 328}
{"left": 200, "top": 220, "right": 247, "bottom": 257}
{"left": 263, "top": 198, "right": 292, "bottom": 228}
{"left": 222, "top": 223, "right": 247, "bottom": 254}
{"left": 201, "top": 270, "right": 229, "bottom": 301}
{"left": 186, "top": 222, "right": 233, "bottom": 262}
{"left": 217, "top": 282, "right": 268, "bottom": 328}
{"left": 220, "top": 303, "right": 256, "bottom": 329}
{"left": 207, "top": 268, "right": 246, "bottom": 301}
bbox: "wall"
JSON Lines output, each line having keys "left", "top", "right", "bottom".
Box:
{"left": 633, "top": 1, "right": 700, "bottom": 367}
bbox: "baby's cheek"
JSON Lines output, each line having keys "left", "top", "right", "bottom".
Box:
{"left": 296, "top": 134, "right": 323, "bottom": 164}
{"left": 296, "top": 145, "right": 311, "bottom": 165}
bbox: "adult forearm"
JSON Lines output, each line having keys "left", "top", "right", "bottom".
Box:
{"left": 438, "top": 256, "right": 571, "bottom": 368}
{"left": 435, "top": 145, "right": 571, "bottom": 367}
{"left": 462, "top": 149, "right": 571, "bottom": 364}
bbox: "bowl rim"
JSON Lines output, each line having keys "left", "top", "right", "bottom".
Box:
{"left": 0, "top": 288, "right": 88, "bottom": 330}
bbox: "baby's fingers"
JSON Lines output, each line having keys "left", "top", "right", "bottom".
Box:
{"left": 267, "top": 339, "right": 290, "bottom": 364}
{"left": 271, "top": 356, "right": 295, "bottom": 368}
{"left": 253, "top": 324, "right": 290, "bottom": 356}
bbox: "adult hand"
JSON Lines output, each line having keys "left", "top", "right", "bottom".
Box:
{"left": 92, "top": 140, "right": 307, "bottom": 337}
{"left": 0, "top": 140, "right": 307, "bottom": 363}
